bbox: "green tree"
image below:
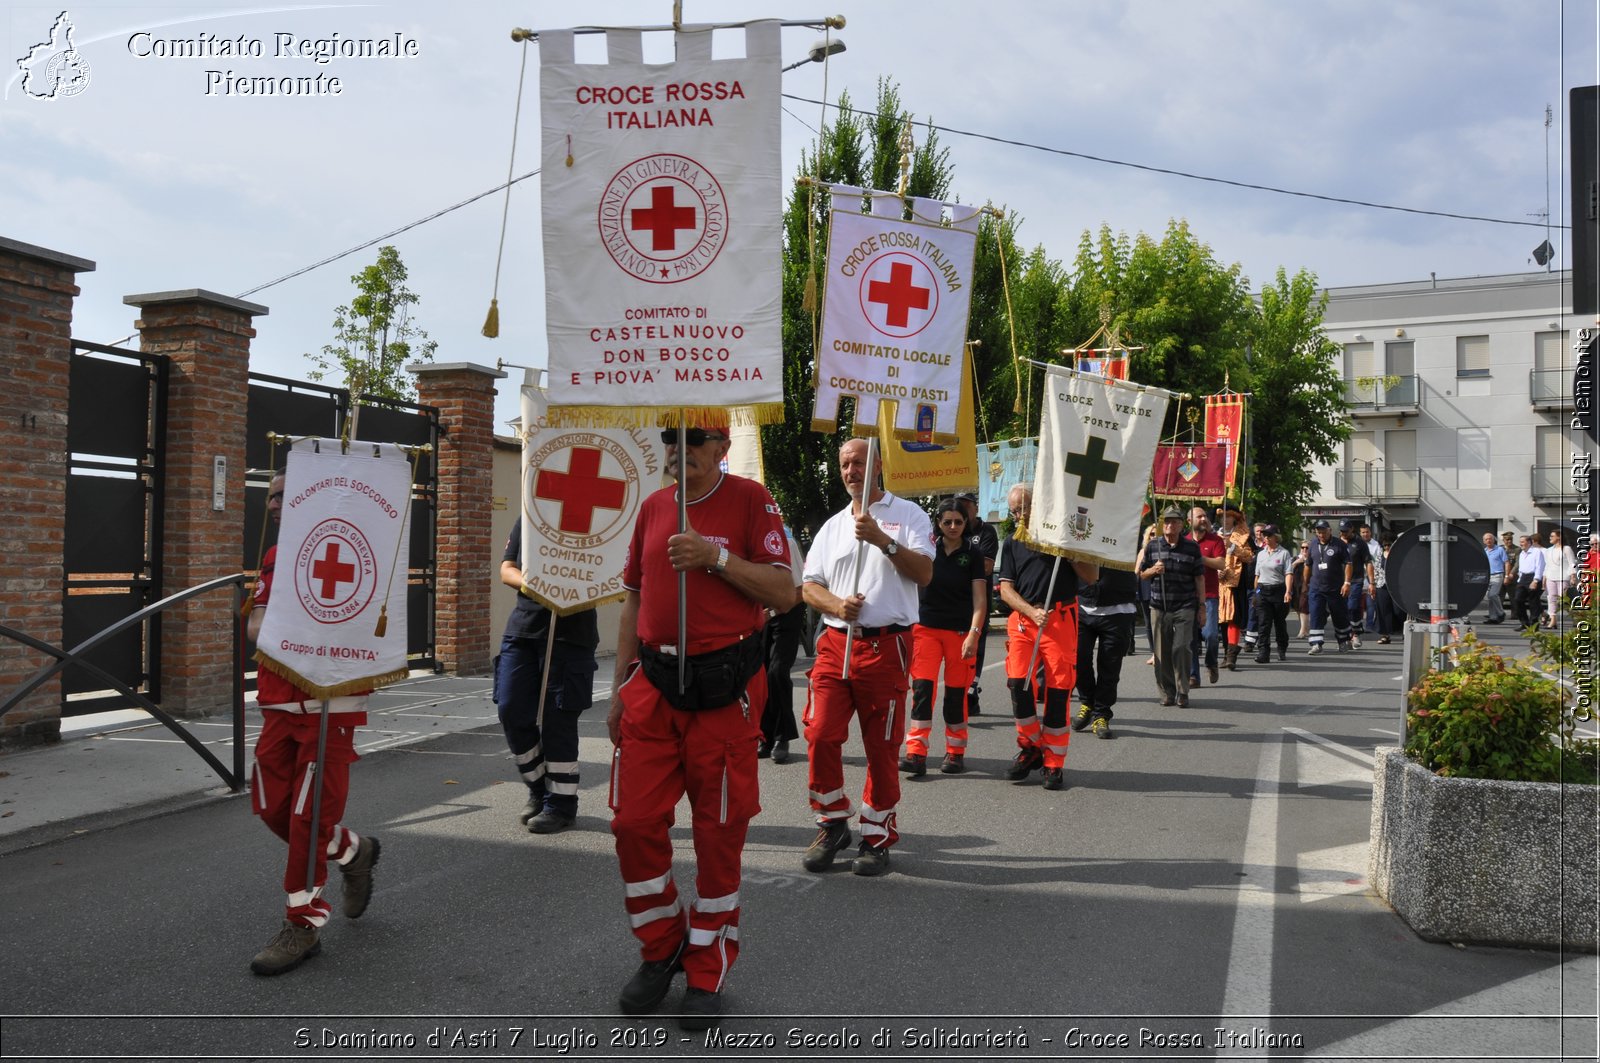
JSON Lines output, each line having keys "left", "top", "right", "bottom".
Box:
{"left": 1243, "top": 268, "right": 1350, "bottom": 526}
{"left": 309, "top": 245, "right": 437, "bottom": 403}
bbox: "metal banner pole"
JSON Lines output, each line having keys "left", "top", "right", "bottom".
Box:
{"left": 305, "top": 697, "right": 333, "bottom": 894}
{"left": 677, "top": 409, "right": 689, "bottom": 693}
{"left": 1024, "top": 555, "right": 1062, "bottom": 690}
{"left": 841, "top": 433, "right": 879, "bottom": 679}
{"left": 535, "top": 620, "right": 558, "bottom": 731}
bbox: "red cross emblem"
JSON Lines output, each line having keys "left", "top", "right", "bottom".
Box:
{"left": 535, "top": 446, "right": 628, "bottom": 534}
{"left": 630, "top": 185, "right": 698, "bottom": 252}
{"left": 858, "top": 251, "right": 939, "bottom": 339}
{"left": 311, "top": 541, "right": 357, "bottom": 600}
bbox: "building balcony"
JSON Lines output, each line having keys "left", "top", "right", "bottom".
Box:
{"left": 1334, "top": 465, "right": 1423, "bottom": 505}
{"left": 1530, "top": 463, "right": 1587, "bottom": 504}
{"left": 1529, "top": 368, "right": 1574, "bottom": 409}
{"left": 1344, "top": 375, "right": 1420, "bottom": 417}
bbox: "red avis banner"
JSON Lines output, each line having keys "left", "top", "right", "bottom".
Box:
{"left": 1151, "top": 444, "right": 1229, "bottom": 501}
{"left": 1205, "top": 394, "right": 1245, "bottom": 491}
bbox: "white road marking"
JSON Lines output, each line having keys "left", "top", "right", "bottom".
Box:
{"left": 1220, "top": 734, "right": 1283, "bottom": 1053}
{"left": 1282, "top": 726, "right": 1375, "bottom": 769}
{"left": 1294, "top": 840, "right": 1369, "bottom": 903}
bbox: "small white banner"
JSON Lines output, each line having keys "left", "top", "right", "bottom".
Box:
{"left": 812, "top": 187, "right": 981, "bottom": 442}
{"left": 256, "top": 439, "right": 412, "bottom": 697}
{"left": 1031, "top": 365, "right": 1170, "bottom": 569}
{"left": 539, "top": 23, "right": 784, "bottom": 416}
{"left": 521, "top": 372, "right": 664, "bottom": 613}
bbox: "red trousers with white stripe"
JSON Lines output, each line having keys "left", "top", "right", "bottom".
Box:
{"left": 1005, "top": 604, "right": 1078, "bottom": 769}
{"left": 252, "top": 709, "right": 366, "bottom": 928}
{"left": 804, "top": 626, "right": 908, "bottom": 849}
{"left": 609, "top": 664, "right": 764, "bottom": 993}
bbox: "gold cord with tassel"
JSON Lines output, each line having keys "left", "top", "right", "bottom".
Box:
{"left": 483, "top": 35, "right": 531, "bottom": 338}
{"left": 992, "top": 210, "right": 1025, "bottom": 419}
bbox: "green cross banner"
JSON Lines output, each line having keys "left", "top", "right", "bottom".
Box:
{"left": 1028, "top": 363, "right": 1169, "bottom": 569}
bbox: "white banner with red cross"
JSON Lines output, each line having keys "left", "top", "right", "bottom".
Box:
{"left": 256, "top": 440, "right": 413, "bottom": 697}
{"left": 521, "top": 372, "right": 664, "bottom": 614}
{"left": 538, "top": 23, "right": 784, "bottom": 423}
{"left": 811, "top": 185, "right": 981, "bottom": 443}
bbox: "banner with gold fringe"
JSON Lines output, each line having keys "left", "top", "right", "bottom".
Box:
{"left": 538, "top": 22, "right": 784, "bottom": 423}
{"left": 255, "top": 439, "right": 412, "bottom": 698}
{"left": 1028, "top": 363, "right": 1169, "bottom": 570}
{"left": 1205, "top": 393, "right": 1246, "bottom": 492}
{"left": 811, "top": 185, "right": 981, "bottom": 442}
{"left": 876, "top": 346, "right": 980, "bottom": 496}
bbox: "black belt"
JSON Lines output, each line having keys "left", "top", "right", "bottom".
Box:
{"left": 839, "top": 623, "right": 910, "bottom": 637}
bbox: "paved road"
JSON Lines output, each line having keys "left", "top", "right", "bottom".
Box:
{"left": 2, "top": 629, "right": 1595, "bottom": 1061}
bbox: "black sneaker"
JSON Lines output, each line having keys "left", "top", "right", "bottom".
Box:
{"left": 1004, "top": 745, "right": 1044, "bottom": 781}
{"left": 898, "top": 752, "right": 926, "bottom": 777}
{"left": 801, "top": 820, "right": 852, "bottom": 872}
{"left": 1041, "top": 766, "right": 1066, "bottom": 790}
{"left": 1090, "top": 717, "right": 1112, "bottom": 740}
{"left": 519, "top": 795, "right": 542, "bottom": 825}
{"left": 1071, "top": 704, "right": 1094, "bottom": 732}
{"left": 529, "top": 808, "right": 576, "bottom": 835}
{"left": 619, "top": 941, "right": 684, "bottom": 1014}
{"left": 770, "top": 739, "right": 789, "bottom": 764}
{"left": 678, "top": 987, "right": 723, "bottom": 1031}
{"left": 851, "top": 841, "right": 891, "bottom": 877}
{"left": 939, "top": 752, "right": 966, "bottom": 774}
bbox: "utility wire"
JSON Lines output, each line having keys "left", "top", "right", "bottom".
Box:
{"left": 783, "top": 93, "right": 1567, "bottom": 231}
{"left": 235, "top": 168, "right": 543, "bottom": 299}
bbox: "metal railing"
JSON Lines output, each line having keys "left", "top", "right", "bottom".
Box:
{"left": 1528, "top": 368, "right": 1574, "bottom": 408}
{"left": 1, "top": 573, "right": 250, "bottom": 791}
{"left": 1344, "top": 375, "right": 1420, "bottom": 413}
{"left": 1335, "top": 465, "right": 1423, "bottom": 504}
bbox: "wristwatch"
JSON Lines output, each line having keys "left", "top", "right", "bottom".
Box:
{"left": 715, "top": 546, "right": 730, "bottom": 572}
{"left": 880, "top": 539, "right": 899, "bottom": 557}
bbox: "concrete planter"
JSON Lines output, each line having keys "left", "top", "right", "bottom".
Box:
{"left": 1369, "top": 747, "right": 1598, "bottom": 951}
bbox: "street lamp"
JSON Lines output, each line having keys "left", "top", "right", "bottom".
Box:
{"left": 782, "top": 37, "right": 845, "bottom": 72}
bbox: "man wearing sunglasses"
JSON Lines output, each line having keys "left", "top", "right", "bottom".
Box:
{"left": 607, "top": 416, "right": 795, "bottom": 1031}
{"left": 801, "top": 437, "right": 934, "bottom": 878}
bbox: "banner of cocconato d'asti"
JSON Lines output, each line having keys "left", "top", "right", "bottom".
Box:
{"left": 256, "top": 439, "right": 413, "bottom": 697}
{"left": 1029, "top": 364, "right": 1170, "bottom": 570}
{"left": 812, "top": 185, "right": 981, "bottom": 444}
{"left": 538, "top": 22, "right": 784, "bottom": 424}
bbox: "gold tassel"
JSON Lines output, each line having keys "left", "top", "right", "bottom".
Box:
{"left": 481, "top": 298, "right": 500, "bottom": 339}
{"left": 802, "top": 268, "right": 818, "bottom": 313}
{"left": 239, "top": 592, "right": 254, "bottom": 620}
{"left": 374, "top": 604, "right": 387, "bottom": 638}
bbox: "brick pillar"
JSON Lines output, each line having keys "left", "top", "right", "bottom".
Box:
{"left": 0, "top": 238, "right": 95, "bottom": 748}
{"left": 125, "top": 289, "right": 267, "bottom": 718}
{"left": 412, "top": 362, "right": 505, "bottom": 675}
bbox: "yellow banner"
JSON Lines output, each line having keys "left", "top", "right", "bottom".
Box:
{"left": 878, "top": 351, "right": 979, "bottom": 496}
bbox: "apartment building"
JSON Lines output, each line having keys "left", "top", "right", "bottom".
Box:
{"left": 1307, "top": 269, "right": 1594, "bottom": 547}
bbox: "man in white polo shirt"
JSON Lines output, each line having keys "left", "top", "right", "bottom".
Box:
{"left": 800, "top": 438, "right": 933, "bottom": 877}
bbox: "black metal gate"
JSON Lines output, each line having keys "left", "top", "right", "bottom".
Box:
{"left": 244, "top": 374, "right": 439, "bottom": 673}
{"left": 61, "top": 341, "right": 167, "bottom": 716}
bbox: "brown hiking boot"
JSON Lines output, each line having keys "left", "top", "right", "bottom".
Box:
{"left": 250, "top": 920, "right": 320, "bottom": 976}
{"left": 939, "top": 752, "right": 966, "bottom": 774}
{"left": 340, "top": 834, "right": 381, "bottom": 919}
{"left": 801, "top": 820, "right": 852, "bottom": 872}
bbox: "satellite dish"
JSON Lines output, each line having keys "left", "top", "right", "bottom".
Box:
{"left": 1386, "top": 523, "right": 1489, "bottom": 620}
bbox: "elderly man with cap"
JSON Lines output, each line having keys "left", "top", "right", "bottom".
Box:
{"left": 1138, "top": 507, "right": 1206, "bottom": 706}
{"left": 953, "top": 492, "right": 998, "bottom": 715}
{"left": 1215, "top": 502, "right": 1255, "bottom": 671}
{"left": 1306, "top": 519, "right": 1355, "bottom": 654}
{"left": 607, "top": 414, "right": 796, "bottom": 1029}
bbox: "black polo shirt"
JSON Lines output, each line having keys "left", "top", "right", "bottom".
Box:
{"left": 997, "top": 536, "right": 1079, "bottom": 609}
{"left": 1309, "top": 536, "right": 1351, "bottom": 591}
{"left": 920, "top": 541, "right": 984, "bottom": 631}
{"left": 502, "top": 522, "right": 600, "bottom": 647}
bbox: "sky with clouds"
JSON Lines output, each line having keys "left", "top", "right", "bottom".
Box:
{"left": 3, "top": 1, "right": 1595, "bottom": 432}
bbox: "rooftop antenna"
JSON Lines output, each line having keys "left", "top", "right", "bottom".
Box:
{"left": 1531, "top": 104, "right": 1556, "bottom": 270}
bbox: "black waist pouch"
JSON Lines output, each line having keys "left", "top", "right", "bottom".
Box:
{"left": 638, "top": 634, "right": 765, "bottom": 711}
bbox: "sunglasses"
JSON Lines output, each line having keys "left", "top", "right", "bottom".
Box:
{"left": 660, "top": 429, "right": 727, "bottom": 447}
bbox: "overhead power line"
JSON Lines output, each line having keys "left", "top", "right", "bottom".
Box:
{"left": 783, "top": 93, "right": 1567, "bottom": 231}
{"left": 235, "top": 168, "right": 543, "bottom": 299}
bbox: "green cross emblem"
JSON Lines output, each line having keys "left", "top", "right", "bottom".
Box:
{"left": 1064, "top": 435, "right": 1120, "bottom": 499}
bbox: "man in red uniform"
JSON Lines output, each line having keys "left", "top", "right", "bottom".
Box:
{"left": 801, "top": 439, "right": 933, "bottom": 877}
{"left": 245, "top": 472, "right": 381, "bottom": 976}
{"left": 607, "top": 417, "right": 793, "bottom": 1031}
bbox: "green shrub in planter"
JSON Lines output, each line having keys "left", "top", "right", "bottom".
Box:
{"left": 1404, "top": 633, "right": 1599, "bottom": 784}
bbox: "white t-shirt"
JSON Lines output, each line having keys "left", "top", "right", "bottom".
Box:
{"left": 803, "top": 491, "right": 934, "bottom": 629}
